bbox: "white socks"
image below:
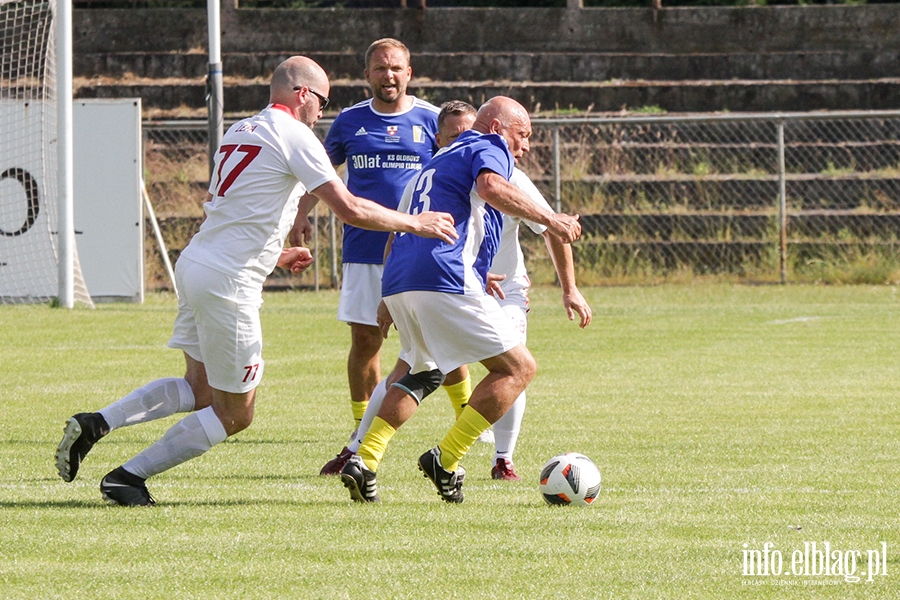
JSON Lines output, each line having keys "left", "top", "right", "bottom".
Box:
{"left": 349, "top": 378, "right": 387, "bottom": 453}
{"left": 493, "top": 391, "right": 526, "bottom": 462}
{"left": 123, "top": 406, "right": 228, "bottom": 479}
{"left": 99, "top": 378, "right": 195, "bottom": 431}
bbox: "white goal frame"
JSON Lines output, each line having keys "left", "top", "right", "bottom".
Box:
{"left": 57, "top": 0, "right": 74, "bottom": 307}
{"left": 0, "top": 0, "right": 89, "bottom": 307}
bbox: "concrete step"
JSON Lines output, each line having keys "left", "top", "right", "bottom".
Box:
{"left": 75, "top": 50, "right": 900, "bottom": 83}
{"left": 73, "top": 6, "right": 900, "bottom": 55}
{"left": 76, "top": 77, "right": 900, "bottom": 118}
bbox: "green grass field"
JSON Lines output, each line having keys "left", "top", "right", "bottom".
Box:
{"left": 1, "top": 285, "right": 898, "bottom": 599}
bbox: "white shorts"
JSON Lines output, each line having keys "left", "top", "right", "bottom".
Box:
{"left": 500, "top": 302, "right": 528, "bottom": 345}
{"left": 168, "top": 257, "right": 265, "bottom": 394}
{"left": 337, "top": 263, "right": 383, "bottom": 327}
{"left": 385, "top": 290, "right": 521, "bottom": 375}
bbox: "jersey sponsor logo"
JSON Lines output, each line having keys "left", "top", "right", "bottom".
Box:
{"left": 384, "top": 125, "right": 400, "bottom": 143}
{"left": 236, "top": 123, "right": 258, "bottom": 133}
{"left": 355, "top": 127, "right": 368, "bottom": 136}
{"left": 351, "top": 154, "right": 382, "bottom": 169}
{"left": 412, "top": 125, "right": 425, "bottom": 143}
{"left": 351, "top": 153, "right": 423, "bottom": 171}
{"left": 383, "top": 153, "right": 423, "bottom": 170}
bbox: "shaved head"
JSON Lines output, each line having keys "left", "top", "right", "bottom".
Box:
{"left": 473, "top": 96, "right": 529, "bottom": 134}
{"left": 270, "top": 56, "right": 329, "bottom": 106}
{"left": 472, "top": 96, "right": 532, "bottom": 161}
{"left": 269, "top": 56, "right": 330, "bottom": 127}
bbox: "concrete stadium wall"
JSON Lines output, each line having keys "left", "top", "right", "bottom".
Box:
{"left": 74, "top": 5, "right": 900, "bottom": 56}
{"left": 72, "top": 5, "right": 900, "bottom": 114}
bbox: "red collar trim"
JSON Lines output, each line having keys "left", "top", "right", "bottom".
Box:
{"left": 269, "top": 103, "right": 293, "bottom": 116}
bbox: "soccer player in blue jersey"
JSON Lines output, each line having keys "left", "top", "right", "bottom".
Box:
{"left": 335, "top": 101, "right": 592, "bottom": 487}
{"left": 340, "top": 96, "right": 583, "bottom": 503}
{"left": 292, "top": 39, "right": 441, "bottom": 476}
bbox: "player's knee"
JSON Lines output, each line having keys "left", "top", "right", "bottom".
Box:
{"left": 385, "top": 361, "right": 409, "bottom": 387}
{"left": 521, "top": 352, "right": 537, "bottom": 383}
{"left": 509, "top": 347, "right": 537, "bottom": 387}
{"left": 225, "top": 407, "right": 254, "bottom": 435}
{"left": 350, "top": 324, "right": 383, "bottom": 353}
{"left": 214, "top": 398, "right": 255, "bottom": 435}
{"left": 485, "top": 345, "right": 535, "bottom": 383}
{"left": 392, "top": 368, "right": 446, "bottom": 404}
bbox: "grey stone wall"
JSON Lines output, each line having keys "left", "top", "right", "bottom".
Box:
{"left": 74, "top": 5, "right": 900, "bottom": 55}
{"left": 72, "top": 5, "right": 900, "bottom": 114}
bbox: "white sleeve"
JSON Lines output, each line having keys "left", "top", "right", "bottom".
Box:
{"left": 510, "top": 168, "right": 552, "bottom": 235}
{"left": 285, "top": 122, "right": 340, "bottom": 194}
{"left": 397, "top": 177, "right": 417, "bottom": 214}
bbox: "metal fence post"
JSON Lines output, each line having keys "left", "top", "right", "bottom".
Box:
{"left": 313, "top": 204, "right": 319, "bottom": 292}
{"left": 552, "top": 126, "right": 561, "bottom": 213}
{"left": 777, "top": 121, "right": 787, "bottom": 284}
{"left": 330, "top": 211, "right": 338, "bottom": 289}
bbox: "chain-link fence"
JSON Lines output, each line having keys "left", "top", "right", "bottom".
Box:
{"left": 144, "top": 120, "right": 341, "bottom": 291}
{"left": 143, "top": 110, "right": 900, "bottom": 290}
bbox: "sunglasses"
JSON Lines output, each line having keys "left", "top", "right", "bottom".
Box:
{"left": 294, "top": 86, "right": 330, "bottom": 110}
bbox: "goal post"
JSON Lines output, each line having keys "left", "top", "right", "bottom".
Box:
{"left": 0, "top": 0, "right": 90, "bottom": 307}
{"left": 57, "top": 0, "right": 73, "bottom": 307}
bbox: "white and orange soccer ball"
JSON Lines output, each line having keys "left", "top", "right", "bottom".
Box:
{"left": 539, "top": 452, "right": 602, "bottom": 506}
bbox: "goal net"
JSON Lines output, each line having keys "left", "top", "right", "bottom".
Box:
{"left": 0, "top": 0, "right": 91, "bottom": 306}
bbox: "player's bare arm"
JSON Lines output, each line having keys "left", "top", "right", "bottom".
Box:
{"left": 310, "top": 179, "right": 458, "bottom": 243}
{"left": 476, "top": 171, "right": 581, "bottom": 244}
{"left": 288, "top": 193, "right": 320, "bottom": 246}
{"left": 542, "top": 231, "right": 592, "bottom": 328}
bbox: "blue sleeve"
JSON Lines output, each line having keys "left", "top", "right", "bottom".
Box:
{"left": 470, "top": 135, "right": 514, "bottom": 182}
{"left": 323, "top": 114, "right": 345, "bottom": 167}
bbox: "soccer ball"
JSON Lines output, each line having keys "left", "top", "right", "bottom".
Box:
{"left": 539, "top": 452, "right": 602, "bottom": 506}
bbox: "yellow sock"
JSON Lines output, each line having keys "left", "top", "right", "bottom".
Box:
{"left": 357, "top": 417, "right": 395, "bottom": 472}
{"left": 438, "top": 405, "right": 491, "bottom": 472}
{"left": 443, "top": 375, "right": 472, "bottom": 420}
{"left": 351, "top": 400, "right": 369, "bottom": 427}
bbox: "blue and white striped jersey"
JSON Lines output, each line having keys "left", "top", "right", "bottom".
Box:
{"left": 382, "top": 129, "right": 515, "bottom": 297}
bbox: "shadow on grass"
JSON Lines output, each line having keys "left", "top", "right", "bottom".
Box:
{"left": 0, "top": 497, "right": 365, "bottom": 509}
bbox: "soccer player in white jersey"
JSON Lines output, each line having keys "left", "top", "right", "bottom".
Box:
{"left": 54, "top": 56, "right": 458, "bottom": 506}
{"left": 335, "top": 101, "right": 591, "bottom": 489}
{"left": 339, "top": 96, "right": 582, "bottom": 503}
{"left": 290, "top": 39, "right": 442, "bottom": 476}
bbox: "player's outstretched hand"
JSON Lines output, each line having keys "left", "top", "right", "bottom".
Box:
{"left": 563, "top": 288, "right": 592, "bottom": 329}
{"left": 278, "top": 246, "right": 314, "bottom": 273}
{"left": 412, "top": 211, "right": 458, "bottom": 244}
{"left": 548, "top": 213, "right": 582, "bottom": 244}
{"left": 376, "top": 300, "right": 394, "bottom": 339}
